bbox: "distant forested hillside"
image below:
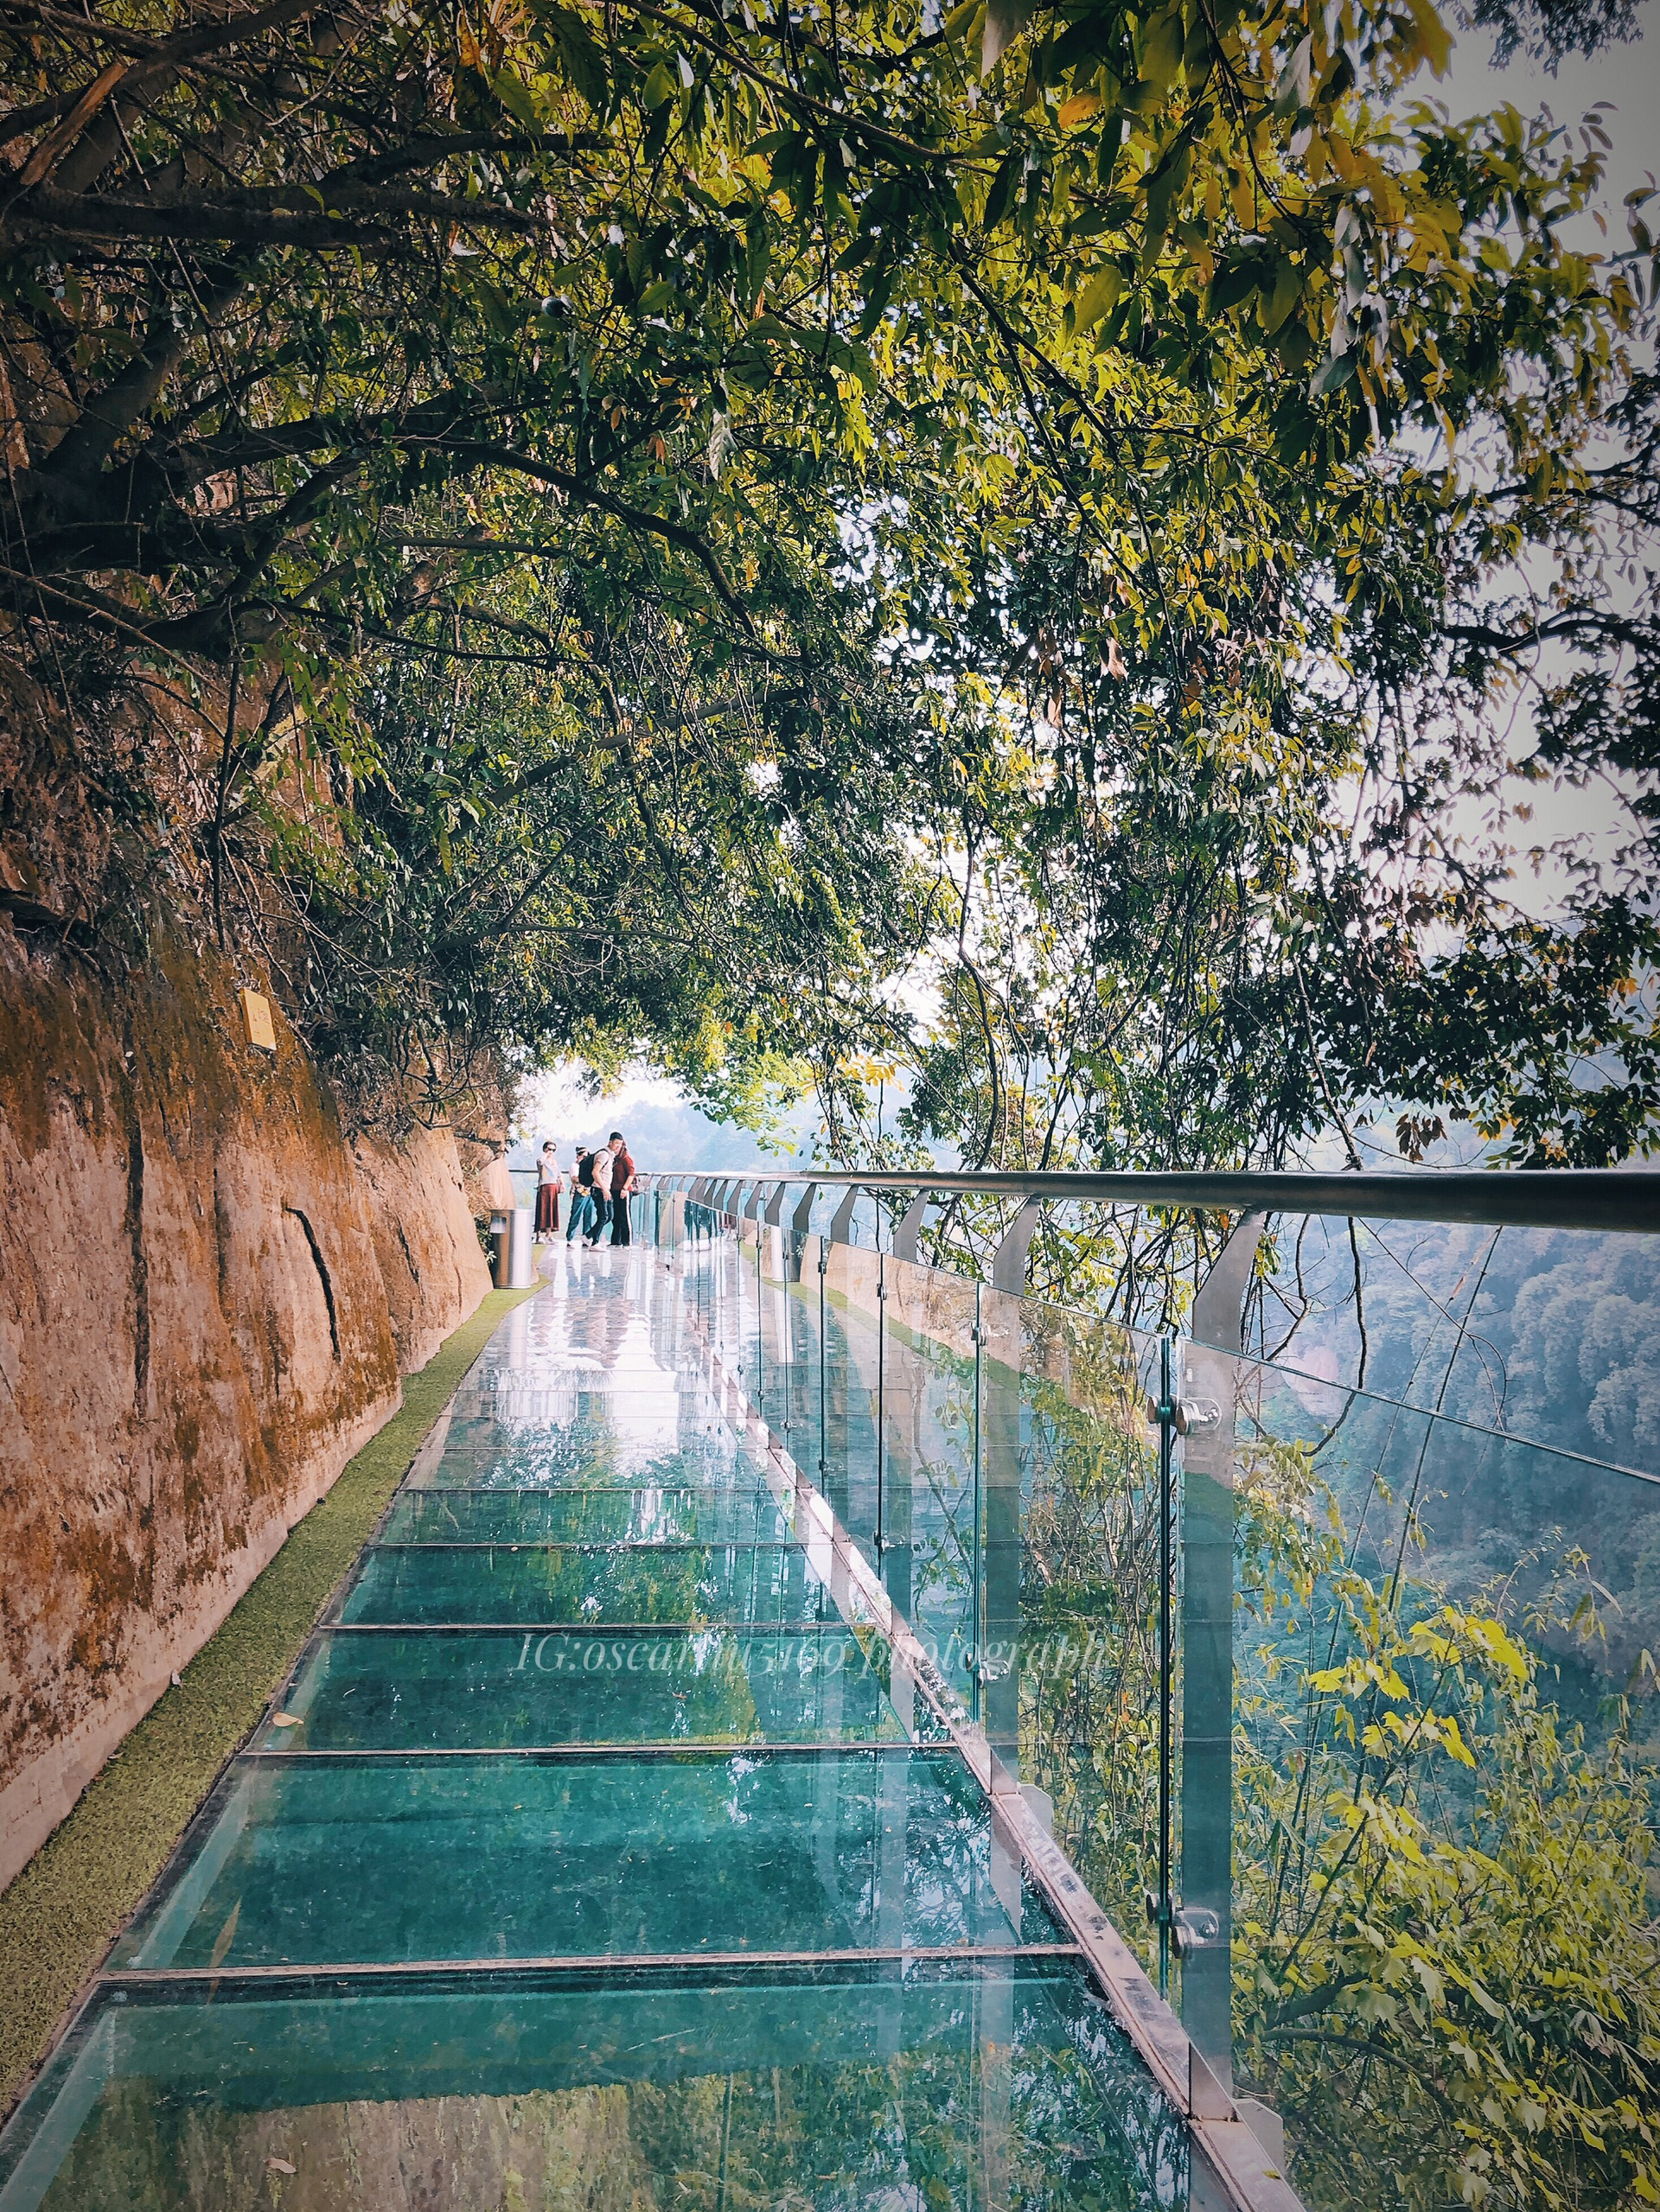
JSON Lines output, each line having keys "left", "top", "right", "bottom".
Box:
{"left": 1253, "top": 1215, "right": 1660, "bottom": 1474}
{"left": 1246, "top": 1214, "right": 1660, "bottom": 1680}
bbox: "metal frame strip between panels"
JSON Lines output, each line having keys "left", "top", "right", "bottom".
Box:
{"left": 101, "top": 1944, "right": 1083, "bottom": 1984}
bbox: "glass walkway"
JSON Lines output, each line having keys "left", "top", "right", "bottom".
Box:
{"left": 0, "top": 1244, "right": 1204, "bottom": 2211}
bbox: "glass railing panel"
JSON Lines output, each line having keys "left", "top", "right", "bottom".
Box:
{"left": 110, "top": 1749, "right": 1068, "bottom": 1970}
{"left": 0, "top": 1960, "right": 1187, "bottom": 2212}
{"left": 780, "top": 1229, "right": 825, "bottom": 1475}
{"left": 881, "top": 1257, "right": 981, "bottom": 1707}
{"left": 719, "top": 1214, "right": 763, "bottom": 1410}
{"left": 820, "top": 1241, "right": 884, "bottom": 1562}
{"left": 711, "top": 1219, "right": 752, "bottom": 1382}
{"left": 258, "top": 1625, "right": 921, "bottom": 1750}
{"left": 1211, "top": 1342, "right": 1660, "bottom": 2209}
{"left": 849, "top": 1190, "right": 884, "bottom": 1246}
{"left": 679, "top": 1202, "right": 730, "bottom": 1329}
{"left": 805, "top": 1187, "right": 839, "bottom": 1238}
{"left": 1004, "top": 1295, "right": 1170, "bottom": 1985}
{"left": 744, "top": 1223, "right": 773, "bottom": 1419}
{"left": 337, "top": 1539, "right": 840, "bottom": 1628}
{"left": 753, "top": 1218, "right": 795, "bottom": 1442}
{"left": 1233, "top": 1215, "right": 1660, "bottom": 1474}
{"left": 978, "top": 1281, "right": 1024, "bottom": 1780}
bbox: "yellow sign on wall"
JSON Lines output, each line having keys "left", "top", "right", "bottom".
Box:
{"left": 239, "top": 988, "right": 277, "bottom": 1053}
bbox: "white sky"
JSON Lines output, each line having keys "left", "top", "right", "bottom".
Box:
{"left": 1440, "top": 15, "right": 1659, "bottom": 218}
{"left": 514, "top": 1065, "right": 685, "bottom": 1145}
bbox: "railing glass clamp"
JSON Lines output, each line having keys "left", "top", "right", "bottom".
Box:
{"left": 1172, "top": 1904, "right": 1222, "bottom": 1955}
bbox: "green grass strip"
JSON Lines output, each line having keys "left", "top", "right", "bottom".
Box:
{"left": 0, "top": 1280, "right": 540, "bottom": 2115}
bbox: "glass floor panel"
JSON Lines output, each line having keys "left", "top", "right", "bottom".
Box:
{"left": 111, "top": 1750, "right": 1065, "bottom": 1969}
{"left": 406, "top": 1416, "right": 774, "bottom": 1493}
{"left": 255, "top": 1627, "right": 926, "bottom": 1750}
{"left": 337, "top": 1541, "right": 842, "bottom": 1627}
{"left": 381, "top": 1484, "right": 787, "bottom": 1544}
{"left": 0, "top": 1960, "right": 1187, "bottom": 2212}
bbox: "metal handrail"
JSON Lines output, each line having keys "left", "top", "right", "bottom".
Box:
{"left": 654, "top": 1171, "right": 1660, "bottom": 1475}
{"left": 648, "top": 1166, "right": 1660, "bottom": 1234}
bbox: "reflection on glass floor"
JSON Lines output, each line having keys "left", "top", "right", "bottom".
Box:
{"left": 3, "top": 1963, "right": 1185, "bottom": 2212}
{"left": 0, "top": 1245, "right": 1190, "bottom": 2211}
{"left": 337, "top": 1537, "right": 837, "bottom": 1626}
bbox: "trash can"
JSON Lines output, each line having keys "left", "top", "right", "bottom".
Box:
{"left": 484, "top": 1154, "right": 518, "bottom": 1289}
{"left": 508, "top": 1203, "right": 535, "bottom": 1290}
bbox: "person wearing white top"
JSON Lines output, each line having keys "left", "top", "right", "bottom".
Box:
{"left": 534, "top": 1140, "right": 562, "bottom": 1240}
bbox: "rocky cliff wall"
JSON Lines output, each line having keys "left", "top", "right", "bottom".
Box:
{"left": 0, "top": 919, "right": 492, "bottom": 1892}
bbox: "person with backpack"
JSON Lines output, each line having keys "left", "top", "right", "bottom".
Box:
{"left": 565, "top": 1148, "right": 596, "bottom": 1244}
{"left": 585, "top": 1138, "right": 614, "bottom": 1246}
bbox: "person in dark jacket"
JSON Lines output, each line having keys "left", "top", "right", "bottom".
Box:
{"left": 609, "top": 1132, "right": 635, "bottom": 1246}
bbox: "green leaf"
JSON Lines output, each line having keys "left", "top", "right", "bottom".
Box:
{"left": 1075, "top": 264, "right": 1122, "bottom": 328}
{"left": 1141, "top": 139, "right": 1191, "bottom": 262}
{"left": 855, "top": 258, "right": 898, "bottom": 337}
{"left": 983, "top": 0, "right": 1029, "bottom": 73}
{"left": 1138, "top": 8, "right": 1184, "bottom": 97}
{"left": 1274, "top": 34, "right": 1312, "bottom": 120}
{"left": 542, "top": 4, "right": 607, "bottom": 110}
{"left": 1262, "top": 256, "right": 1302, "bottom": 334}
{"left": 469, "top": 274, "right": 517, "bottom": 335}
{"left": 1404, "top": 0, "right": 1452, "bottom": 76}
{"left": 744, "top": 209, "right": 771, "bottom": 305}
{"left": 490, "top": 66, "right": 543, "bottom": 130}
{"left": 984, "top": 150, "right": 1022, "bottom": 230}
{"left": 1210, "top": 255, "right": 1261, "bottom": 316}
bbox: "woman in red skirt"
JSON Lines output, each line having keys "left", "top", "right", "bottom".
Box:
{"left": 534, "top": 1140, "right": 563, "bottom": 1239}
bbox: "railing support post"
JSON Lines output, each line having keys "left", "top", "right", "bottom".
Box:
{"left": 990, "top": 1197, "right": 1042, "bottom": 1294}
{"left": 891, "top": 1192, "right": 929, "bottom": 1264}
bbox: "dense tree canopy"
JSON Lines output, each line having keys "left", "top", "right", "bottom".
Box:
{"left": 0, "top": 0, "right": 1654, "bottom": 1159}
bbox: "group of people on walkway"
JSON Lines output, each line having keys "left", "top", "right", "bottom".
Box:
{"left": 534, "top": 1131, "right": 635, "bottom": 1248}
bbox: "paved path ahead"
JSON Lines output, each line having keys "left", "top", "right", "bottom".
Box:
{"left": 0, "top": 1243, "right": 1189, "bottom": 2210}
